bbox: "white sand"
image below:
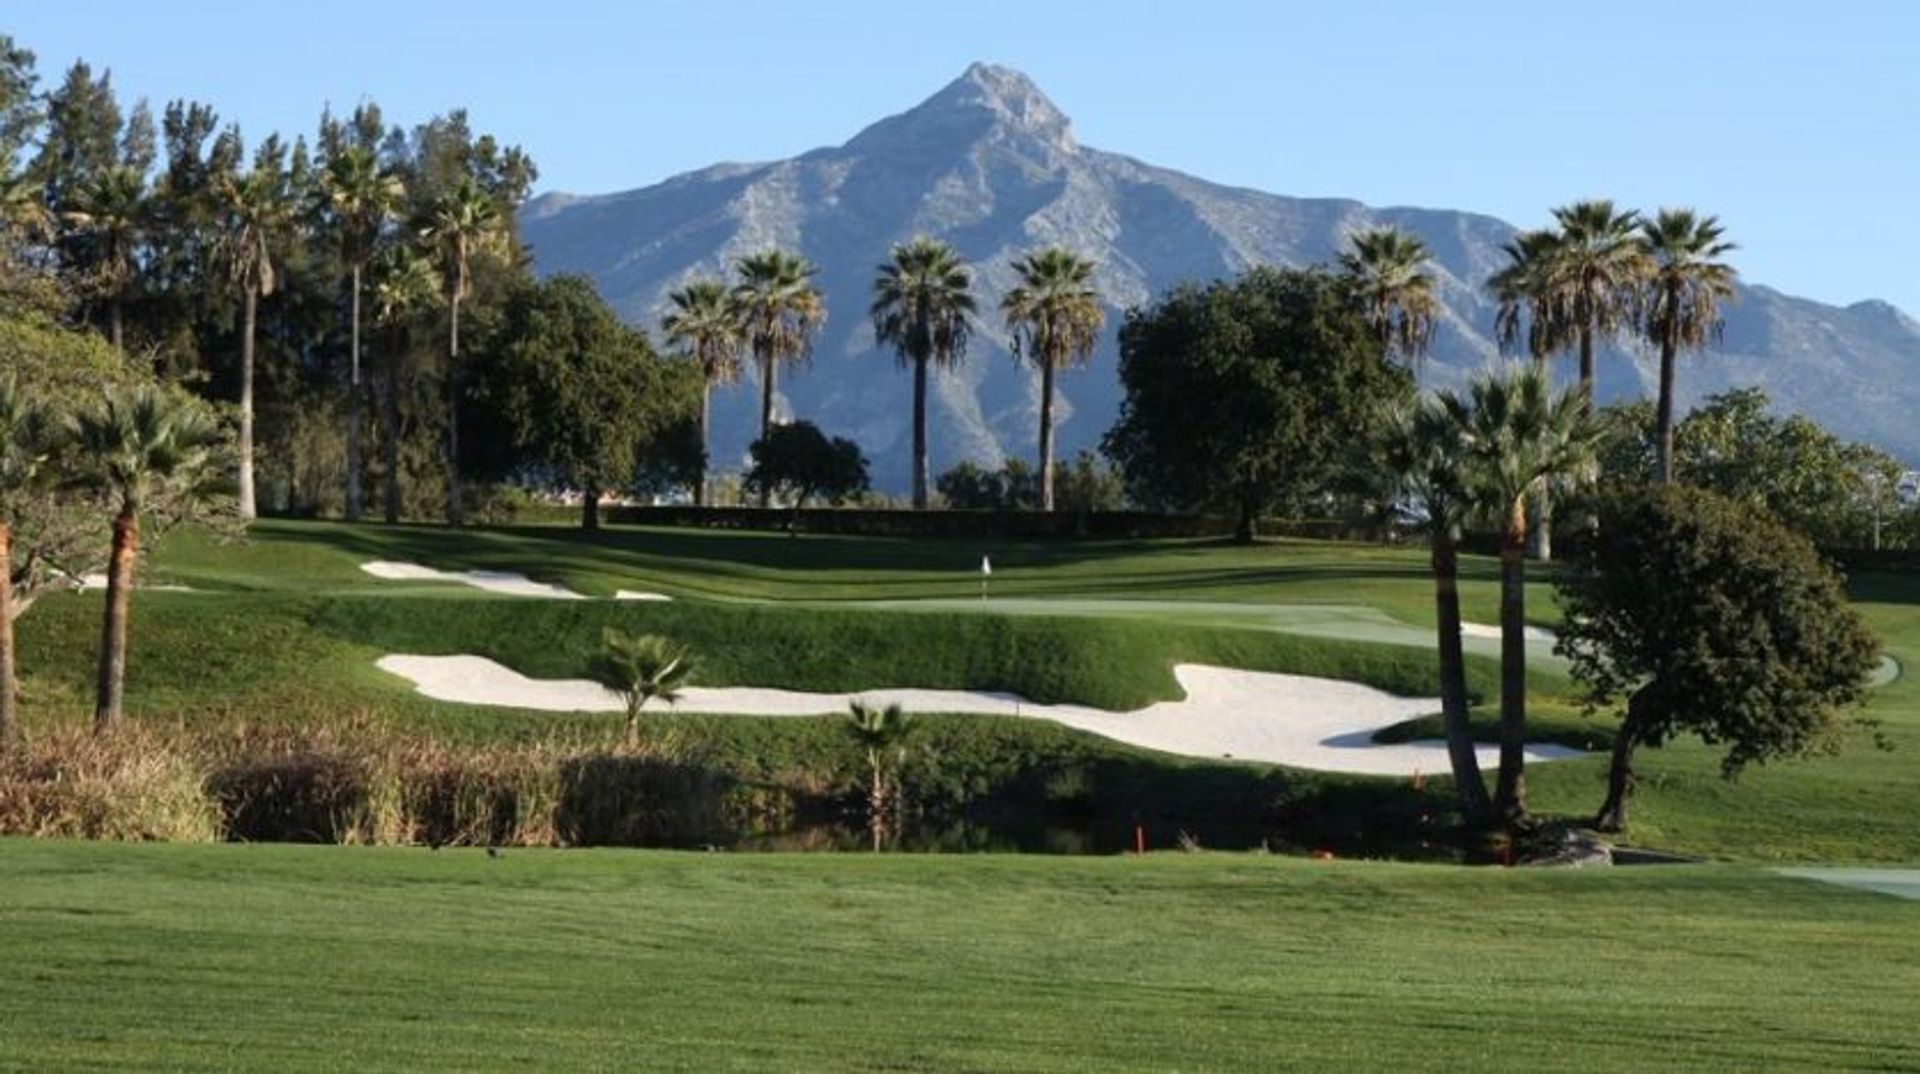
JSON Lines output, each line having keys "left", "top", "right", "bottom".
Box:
{"left": 75, "top": 573, "right": 196, "bottom": 592}
{"left": 613, "top": 590, "right": 674, "bottom": 602}
{"left": 359, "top": 561, "right": 585, "bottom": 600}
{"left": 1460, "top": 621, "right": 1556, "bottom": 643}
{"left": 375, "top": 654, "right": 1583, "bottom": 777}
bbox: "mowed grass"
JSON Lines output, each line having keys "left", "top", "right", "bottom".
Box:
{"left": 152, "top": 519, "right": 1535, "bottom": 623}
{"left": 0, "top": 841, "right": 1915, "bottom": 1073}
{"left": 15, "top": 517, "right": 1920, "bottom": 861}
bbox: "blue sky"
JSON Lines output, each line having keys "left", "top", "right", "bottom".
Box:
{"left": 13, "top": 1, "right": 1920, "bottom": 313}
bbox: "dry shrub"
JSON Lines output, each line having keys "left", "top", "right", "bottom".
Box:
{"left": 0, "top": 726, "right": 221, "bottom": 842}
{"left": 0, "top": 716, "right": 752, "bottom": 848}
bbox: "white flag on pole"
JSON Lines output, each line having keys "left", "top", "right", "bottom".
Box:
{"left": 981, "top": 555, "right": 992, "bottom": 576}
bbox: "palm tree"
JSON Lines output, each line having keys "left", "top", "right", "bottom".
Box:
{"left": 846, "top": 700, "right": 917, "bottom": 850}
{"left": 1374, "top": 396, "right": 1491, "bottom": 822}
{"left": 216, "top": 166, "right": 293, "bottom": 521}
{"left": 1642, "top": 209, "right": 1738, "bottom": 484}
{"left": 1001, "top": 248, "right": 1103, "bottom": 511}
{"left": 1489, "top": 228, "right": 1562, "bottom": 363}
{"left": 871, "top": 237, "right": 976, "bottom": 509}
{"left": 419, "top": 176, "right": 503, "bottom": 527}
{"left": 368, "top": 245, "right": 439, "bottom": 523}
{"left": 320, "top": 145, "right": 404, "bottom": 522}
{"left": 0, "top": 170, "right": 53, "bottom": 244}
{"left": 661, "top": 278, "right": 744, "bottom": 506}
{"left": 0, "top": 377, "right": 57, "bottom": 753}
{"left": 1340, "top": 227, "right": 1438, "bottom": 363}
{"left": 588, "top": 628, "right": 695, "bottom": 747}
{"left": 1488, "top": 212, "right": 1642, "bottom": 561}
{"left": 1543, "top": 200, "right": 1651, "bottom": 398}
{"left": 732, "top": 249, "right": 824, "bottom": 506}
{"left": 1457, "top": 364, "right": 1604, "bottom": 823}
{"left": 70, "top": 387, "right": 224, "bottom": 733}
{"left": 62, "top": 164, "right": 146, "bottom": 352}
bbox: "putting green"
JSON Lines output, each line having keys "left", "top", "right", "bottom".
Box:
{"left": 1777, "top": 868, "right": 1920, "bottom": 901}
{"left": 841, "top": 598, "right": 1562, "bottom": 665}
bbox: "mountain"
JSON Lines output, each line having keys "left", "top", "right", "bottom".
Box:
{"left": 521, "top": 63, "right": 1920, "bottom": 492}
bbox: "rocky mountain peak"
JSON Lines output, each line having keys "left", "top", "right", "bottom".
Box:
{"left": 844, "top": 62, "right": 1076, "bottom": 156}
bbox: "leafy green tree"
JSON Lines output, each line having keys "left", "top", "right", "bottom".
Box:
{"left": 1339, "top": 227, "right": 1437, "bottom": 363}
{"left": 59, "top": 163, "right": 146, "bottom": 351}
{"left": 1641, "top": 209, "right": 1738, "bottom": 484}
{"left": 732, "top": 250, "right": 824, "bottom": 505}
{"left": 1591, "top": 388, "right": 1902, "bottom": 548}
{"left": 0, "top": 317, "right": 138, "bottom": 614}
{"left": 845, "top": 700, "right": 917, "bottom": 850}
{"left": 0, "top": 376, "right": 58, "bottom": 752}
{"left": 1372, "top": 395, "right": 1491, "bottom": 821}
{"left": 367, "top": 244, "right": 440, "bottom": 523}
{"left": 0, "top": 35, "right": 40, "bottom": 172}
{"left": 215, "top": 157, "right": 294, "bottom": 521}
{"left": 1103, "top": 266, "right": 1410, "bottom": 541}
{"left": 935, "top": 459, "right": 1009, "bottom": 509}
{"left": 744, "top": 420, "right": 869, "bottom": 518}
{"left": 589, "top": 628, "right": 695, "bottom": 747}
{"left": 1558, "top": 485, "right": 1879, "bottom": 831}
{"left": 468, "top": 275, "right": 691, "bottom": 529}
{"left": 871, "top": 237, "right": 976, "bottom": 509}
{"left": 419, "top": 175, "right": 504, "bottom": 527}
{"left": 1002, "top": 248, "right": 1103, "bottom": 512}
{"left": 319, "top": 144, "right": 404, "bottom": 522}
{"left": 661, "top": 278, "right": 742, "bottom": 506}
{"left": 69, "top": 386, "right": 227, "bottom": 733}
{"left": 31, "top": 61, "right": 122, "bottom": 228}
{"left": 1455, "top": 364, "right": 1604, "bottom": 823}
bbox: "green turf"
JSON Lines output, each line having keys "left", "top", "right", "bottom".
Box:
{"left": 0, "top": 841, "right": 1915, "bottom": 1073}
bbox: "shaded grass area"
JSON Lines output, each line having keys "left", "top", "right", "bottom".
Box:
{"left": 1, "top": 841, "right": 1917, "bottom": 1073}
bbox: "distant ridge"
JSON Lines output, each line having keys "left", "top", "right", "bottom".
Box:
{"left": 522, "top": 63, "right": 1920, "bottom": 491}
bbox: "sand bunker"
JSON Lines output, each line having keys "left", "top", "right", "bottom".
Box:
{"left": 359, "top": 561, "right": 673, "bottom": 602}
{"left": 1459, "top": 621, "right": 1557, "bottom": 643}
{"left": 360, "top": 561, "right": 586, "bottom": 600}
{"left": 75, "top": 573, "right": 195, "bottom": 592}
{"left": 376, "top": 654, "right": 1583, "bottom": 776}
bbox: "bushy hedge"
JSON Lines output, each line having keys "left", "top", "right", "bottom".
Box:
{"left": 505, "top": 503, "right": 1385, "bottom": 541}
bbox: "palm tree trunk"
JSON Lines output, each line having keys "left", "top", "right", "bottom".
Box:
{"left": 912, "top": 355, "right": 930, "bottom": 510}
{"left": 1655, "top": 329, "right": 1678, "bottom": 485}
{"left": 237, "top": 288, "right": 258, "bottom": 520}
{"left": 93, "top": 507, "right": 137, "bottom": 734}
{"left": 0, "top": 520, "right": 19, "bottom": 754}
{"left": 1492, "top": 498, "right": 1529, "bottom": 823}
{"left": 694, "top": 382, "right": 710, "bottom": 507}
{"left": 1594, "top": 701, "right": 1642, "bottom": 833}
{"left": 446, "top": 296, "right": 464, "bottom": 527}
{"left": 1577, "top": 325, "right": 1595, "bottom": 404}
{"left": 581, "top": 475, "right": 601, "bottom": 531}
{"left": 345, "top": 264, "right": 364, "bottom": 523}
{"left": 109, "top": 299, "right": 124, "bottom": 354}
{"left": 758, "top": 351, "right": 774, "bottom": 509}
{"left": 1431, "top": 531, "right": 1490, "bottom": 822}
{"left": 1038, "top": 359, "right": 1057, "bottom": 512}
{"left": 1528, "top": 352, "right": 1552, "bottom": 563}
{"left": 383, "top": 330, "right": 403, "bottom": 524}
